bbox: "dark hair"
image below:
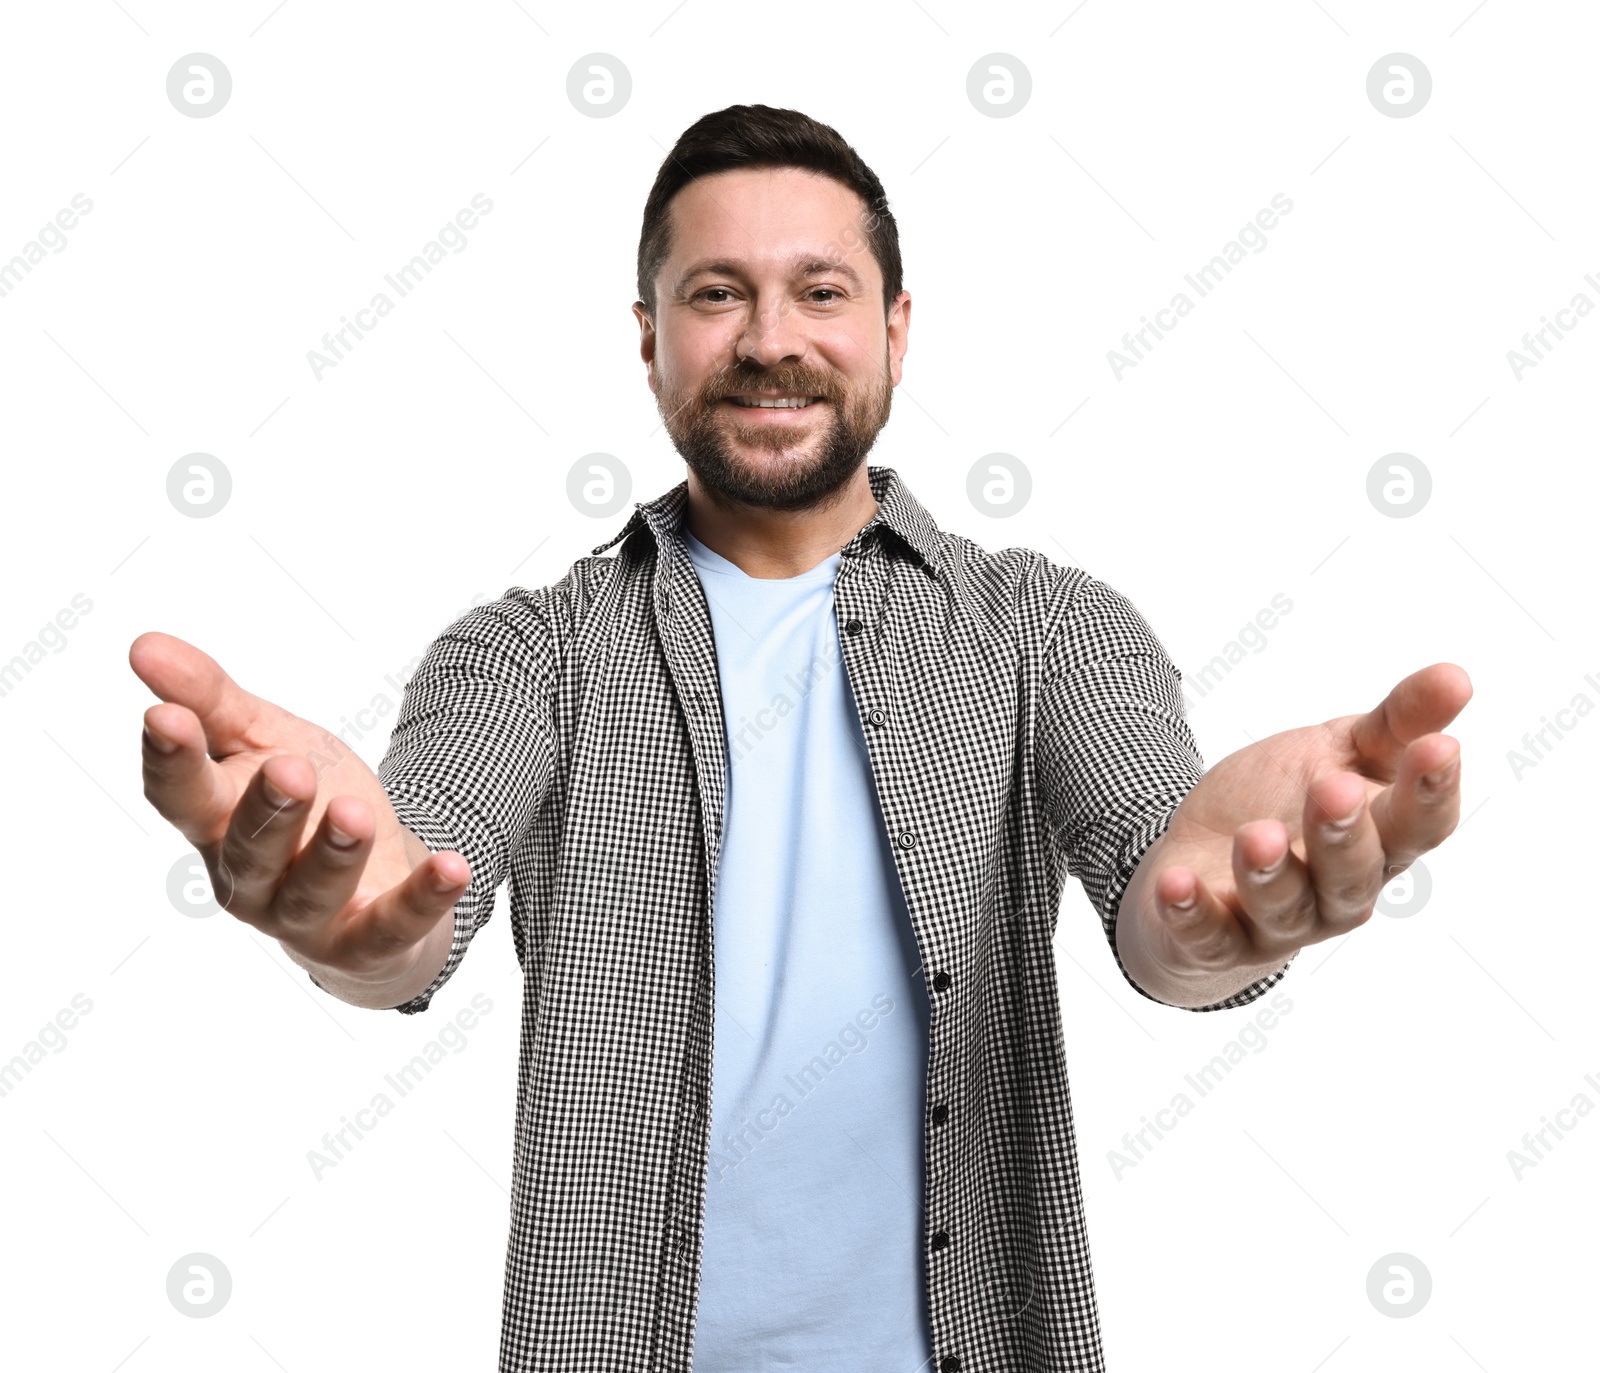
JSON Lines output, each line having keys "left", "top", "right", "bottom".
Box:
{"left": 635, "top": 104, "right": 902, "bottom": 320}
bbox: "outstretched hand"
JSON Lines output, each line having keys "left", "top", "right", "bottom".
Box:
{"left": 130, "top": 631, "right": 469, "bottom": 992}
{"left": 1117, "top": 662, "right": 1471, "bottom": 1004}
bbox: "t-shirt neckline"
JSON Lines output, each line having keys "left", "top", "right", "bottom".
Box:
{"left": 682, "top": 527, "right": 842, "bottom": 585}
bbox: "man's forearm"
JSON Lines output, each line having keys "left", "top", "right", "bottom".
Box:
{"left": 1115, "top": 831, "right": 1287, "bottom": 1009}
{"left": 282, "top": 823, "right": 457, "bottom": 1011}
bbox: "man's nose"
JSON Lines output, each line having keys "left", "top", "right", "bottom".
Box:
{"left": 735, "top": 297, "right": 809, "bottom": 369}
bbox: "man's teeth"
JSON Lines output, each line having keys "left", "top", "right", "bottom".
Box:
{"left": 727, "top": 395, "right": 818, "bottom": 408}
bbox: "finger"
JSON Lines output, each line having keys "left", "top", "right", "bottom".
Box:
{"left": 141, "top": 702, "right": 240, "bottom": 847}
{"left": 1368, "top": 732, "right": 1462, "bottom": 877}
{"left": 1297, "top": 772, "right": 1386, "bottom": 933}
{"left": 268, "top": 794, "right": 378, "bottom": 935}
{"left": 1226, "top": 817, "right": 1318, "bottom": 952}
{"left": 1346, "top": 662, "right": 1473, "bottom": 781}
{"left": 214, "top": 754, "right": 316, "bottom": 919}
{"left": 1150, "top": 865, "right": 1253, "bottom": 974}
{"left": 129, "top": 631, "right": 273, "bottom": 761}
{"left": 319, "top": 848, "right": 472, "bottom": 974}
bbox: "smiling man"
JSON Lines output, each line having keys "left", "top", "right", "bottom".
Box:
{"left": 130, "top": 105, "right": 1470, "bottom": 1372}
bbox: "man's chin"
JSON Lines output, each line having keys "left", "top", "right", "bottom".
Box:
{"left": 720, "top": 430, "right": 830, "bottom": 463}
{"left": 704, "top": 448, "right": 833, "bottom": 494}
{"left": 680, "top": 441, "right": 863, "bottom": 511}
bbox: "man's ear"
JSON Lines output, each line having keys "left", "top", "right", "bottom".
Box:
{"left": 886, "top": 289, "right": 911, "bottom": 387}
{"left": 632, "top": 300, "right": 657, "bottom": 390}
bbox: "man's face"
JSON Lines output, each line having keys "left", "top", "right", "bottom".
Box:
{"left": 635, "top": 166, "right": 911, "bottom": 512}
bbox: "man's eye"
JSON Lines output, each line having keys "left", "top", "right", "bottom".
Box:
{"left": 696, "top": 288, "right": 734, "bottom": 304}
{"left": 809, "top": 289, "right": 841, "bottom": 305}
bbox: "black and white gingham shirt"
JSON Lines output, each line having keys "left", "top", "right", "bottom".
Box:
{"left": 364, "top": 463, "right": 1292, "bottom": 1371}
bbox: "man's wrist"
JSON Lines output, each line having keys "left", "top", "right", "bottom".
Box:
{"left": 285, "top": 906, "right": 454, "bottom": 1010}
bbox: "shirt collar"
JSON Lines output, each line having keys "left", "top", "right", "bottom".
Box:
{"left": 589, "top": 464, "right": 947, "bottom": 580}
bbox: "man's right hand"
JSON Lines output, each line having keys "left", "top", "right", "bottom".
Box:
{"left": 130, "top": 631, "right": 470, "bottom": 1003}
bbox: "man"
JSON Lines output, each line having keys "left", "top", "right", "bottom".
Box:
{"left": 131, "top": 105, "right": 1470, "bottom": 1371}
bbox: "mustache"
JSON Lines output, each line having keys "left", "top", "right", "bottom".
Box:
{"left": 701, "top": 363, "right": 839, "bottom": 403}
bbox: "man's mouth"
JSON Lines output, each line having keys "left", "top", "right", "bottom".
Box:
{"left": 721, "top": 394, "right": 825, "bottom": 410}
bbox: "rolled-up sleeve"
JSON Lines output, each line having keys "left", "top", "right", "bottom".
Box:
{"left": 373, "top": 589, "right": 559, "bottom": 1015}
{"left": 1036, "top": 570, "right": 1292, "bottom": 1012}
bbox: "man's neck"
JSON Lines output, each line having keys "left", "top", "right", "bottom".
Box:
{"left": 684, "top": 466, "right": 879, "bottom": 580}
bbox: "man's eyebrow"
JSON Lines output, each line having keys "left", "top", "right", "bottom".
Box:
{"left": 673, "top": 254, "right": 865, "bottom": 294}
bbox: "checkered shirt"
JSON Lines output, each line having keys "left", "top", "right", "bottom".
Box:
{"left": 362, "top": 464, "right": 1292, "bottom": 1371}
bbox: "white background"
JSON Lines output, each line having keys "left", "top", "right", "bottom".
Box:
{"left": 0, "top": 1, "right": 1594, "bottom": 1369}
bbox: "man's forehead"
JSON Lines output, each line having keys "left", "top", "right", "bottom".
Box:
{"left": 665, "top": 175, "right": 875, "bottom": 286}
{"left": 670, "top": 168, "right": 865, "bottom": 239}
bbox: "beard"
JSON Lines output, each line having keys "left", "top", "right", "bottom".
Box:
{"left": 653, "top": 346, "right": 894, "bottom": 513}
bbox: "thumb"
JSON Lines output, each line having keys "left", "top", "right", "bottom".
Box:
{"left": 1347, "top": 662, "right": 1473, "bottom": 781}
{"left": 129, "top": 631, "right": 272, "bottom": 757}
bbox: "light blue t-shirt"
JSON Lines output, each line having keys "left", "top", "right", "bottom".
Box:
{"left": 683, "top": 527, "right": 933, "bottom": 1371}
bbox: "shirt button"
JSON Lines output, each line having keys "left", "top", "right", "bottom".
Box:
{"left": 932, "top": 970, "right": 952, "bottom": 992}
{"left": 867, "top": 706, "right": 888, "bottom": 728}
{"left": 843, "top": 618, "right": 863, "bottom": 636}
{"left": 940, "top": 1358, "right": 961, "bottom": 1373}
{"left": 931, "top": 1229, "right": 950, "bottom": 1251}
{"left": 931, "top": 1103, "right": 949, "bottom": 1127}
{"left": 897, "top": 830, "right": 917, "bottom": 850}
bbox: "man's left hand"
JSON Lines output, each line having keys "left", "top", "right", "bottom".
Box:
{"left": 1117, "top": 662, "right": 1472, "bottom": 1006}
